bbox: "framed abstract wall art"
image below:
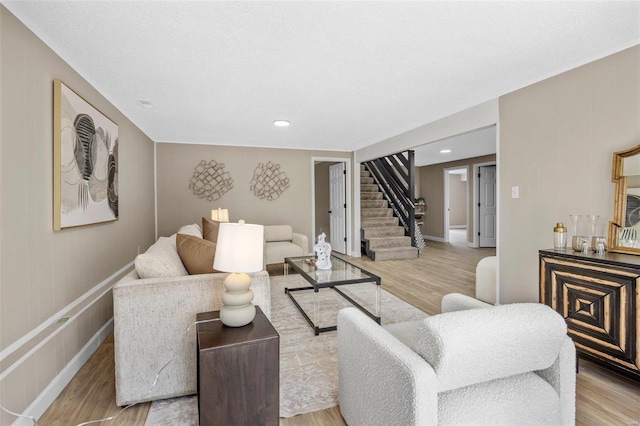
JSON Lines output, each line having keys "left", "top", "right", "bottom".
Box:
{"left": 53, "top": 80, "right": 119, "bottom": 230}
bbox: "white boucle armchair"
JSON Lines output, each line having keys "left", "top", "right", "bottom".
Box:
{"left": 337, "top": 293, "right": 575, "bottom": 426}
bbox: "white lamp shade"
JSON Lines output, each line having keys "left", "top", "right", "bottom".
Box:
{"left": 213, "top": 222, "right": 264, "bottom": 273}
{"left": 211, "top": 208, "right": 229, "bottom": 222}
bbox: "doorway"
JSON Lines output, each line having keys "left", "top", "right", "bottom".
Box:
{"left": 329, "top": 163, "right": 347, "bottom": 254}
{"left": 312, "top": 157, "right": 351, "bottom": 255}
{"left": 443, "top": 167, "right": 469, "bottom": 244}
{"left": 477, "top": 164, "right": 497, "bottom": 248}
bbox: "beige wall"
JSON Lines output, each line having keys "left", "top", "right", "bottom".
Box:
{"left": 499, "top": 44, "right": 640, "bottom": 303}
{"left": 449, "top": 174, "right": 467, "bottom": 227}
{"left": 156, "top": 143, "right": 350, "bottom": 252}
{"left": 0, "top": 6, "right": 156, "bottom": 422}
{"left": 418, "top": 154, "right": 496, "bottom": 242}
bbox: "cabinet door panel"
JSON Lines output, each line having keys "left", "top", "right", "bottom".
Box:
{"left": 540, "top": 255, "right": 639, "bottom": 379}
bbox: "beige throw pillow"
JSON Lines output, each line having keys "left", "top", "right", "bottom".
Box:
{"left": 177, "top": 223, "right": 203, "bottom": 238}
{"left": 134, "top": 236, "right": 189, "bottom": 278}
{"left": 202, "top": 217, "right": 221, "bottom": 243}
{"left": 176, "top": 233, "right": 220, "bottom": 275}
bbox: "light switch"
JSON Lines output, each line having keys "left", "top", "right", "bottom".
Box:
{"left": 511, "top": 186, "right": 519, "bottom": 198}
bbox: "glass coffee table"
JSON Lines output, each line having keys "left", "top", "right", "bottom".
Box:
{"left": 284, "top": 255, "right": 381, "bottom": 335}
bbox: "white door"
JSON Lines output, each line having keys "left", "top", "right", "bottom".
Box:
{"left": 329, "top": 162, "right": 347, "bottom": 254}
{"left": 479, "top": 165, "right": 497, "bottom": 248}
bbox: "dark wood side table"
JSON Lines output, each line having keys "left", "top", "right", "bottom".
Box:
{"left": 196, "top": 306, "right": 279, "bottom": 426}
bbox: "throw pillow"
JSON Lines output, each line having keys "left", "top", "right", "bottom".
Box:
{"left": 202, "top": 217, "right": 221, "bottom": 242}
{"left": 135, "top": 236, "right": 189, "bottom": 278}
{"left": 177, "top": 223, "right": 203, "bottom": 238}
{"left": 176, "top": 233, "right": 220, "bottom": 274}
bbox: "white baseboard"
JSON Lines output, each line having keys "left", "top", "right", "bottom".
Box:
{"left": 3, "top": 261, "right": 133, "bottom": 425}
{"left": 424, "top": 235, "right": 446, "bottom": 242}
{"left": 13, "top": 320, "right": 114, "bottom": 425}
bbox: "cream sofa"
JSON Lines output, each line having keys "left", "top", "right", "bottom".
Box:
{"left": 112, "top": 224, "right": 271, "bottom": 406}
{"left": 264, "top": 225, "right": 308, "bottom": 265}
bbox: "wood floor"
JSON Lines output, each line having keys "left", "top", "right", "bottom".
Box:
{"left": 37, "top": 239, "right": 640, "bottom": 425}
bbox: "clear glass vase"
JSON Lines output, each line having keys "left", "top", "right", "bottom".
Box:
{"left": 587, "top": 214, "right": 600, "bottom": 238}
{"left": 569, "top": 214, "right": 582, "bottom": 237}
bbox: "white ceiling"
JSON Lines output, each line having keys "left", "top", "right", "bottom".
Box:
{"left": 4, "top": 1, "right": 640, "bottom": 154}
{"left": 413, "top": 125, "right": 496, "bottom": 167}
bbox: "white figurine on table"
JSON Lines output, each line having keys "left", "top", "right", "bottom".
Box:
{"left": 314, "top": 232, "right": 332, "bottom": 270}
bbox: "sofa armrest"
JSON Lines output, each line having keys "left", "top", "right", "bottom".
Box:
{"left": 441, "top": 292, "right": 492, "bottom": 313}
{"left": 291, "top": 232, "right": 308, "bottom": 254}
{"left": 113, "top": 270, "right": 270, "bottom": 406}
{"left": 337, "top": 308, "right": 437, "bottom": 426}
{"left": 535, "top": 336, "right": 576, "bottom": 426}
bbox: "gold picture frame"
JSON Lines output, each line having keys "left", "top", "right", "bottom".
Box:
{"left": 53, "top": 80, "right": 119, "bottom": 230}
{"left": 608, "top": 143, "right": 640, "bottom": 254}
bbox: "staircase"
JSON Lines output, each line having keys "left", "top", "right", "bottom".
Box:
{"left": 361, "top": 164, "right": 419, "bottom": 261}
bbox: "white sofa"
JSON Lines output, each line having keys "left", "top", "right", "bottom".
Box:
{"left": 112, "top": 224, "right": 271, "bottom": 406}
{"left": 338, "top": 293, "right": 575, "bottom": 426}
{"left": 263, "top": 225, "right": 308, "bottom": 265}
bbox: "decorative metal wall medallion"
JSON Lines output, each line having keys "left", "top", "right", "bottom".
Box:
{"left": 250, "top": 161, "right": 290, "bottom": 201}
{"left": 188, "top": 159, "right": 234, "bottom": 201}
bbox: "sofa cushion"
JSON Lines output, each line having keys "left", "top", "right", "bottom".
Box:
{"left": 202, "top": 217, "right": 221, "bottom": 243}
{"left": 264, "top": 225, "right": 293, "bottom": 242}
{"left": 264, "top": 241, "right": 304, "bottom": 265}
{"left": 176, "top": 234, "right": 219, "bottom": 275}
{"left": 438, "top": 372, "right": 561, "bottom": 425}
{"left": 383, "top": 319, "right": 424, "bottom": 347}
{"left": 177, "top": 223, "right": 202, "bottom": 238}
{"left": 411, "top": 303, "right": 567, "bottom": 392}
{"left": 134, "top": 236, "right": 188, "bottom": 279}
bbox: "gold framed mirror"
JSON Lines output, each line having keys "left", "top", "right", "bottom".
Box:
{"left": 608, "top": 144, "right": 640, "bottom": 255}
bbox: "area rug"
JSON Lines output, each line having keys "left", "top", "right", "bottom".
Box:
{"left": 144, "top": 275, "right": 427, "bottom": 425}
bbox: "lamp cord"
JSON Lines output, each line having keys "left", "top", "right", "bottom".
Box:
{"left": 1, "top": 405, "right": 37, "bottom": 425}
{"left": 1, "top": 317, "right": 220, "bottom": 426}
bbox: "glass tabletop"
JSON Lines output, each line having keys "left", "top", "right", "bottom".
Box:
{"left": 285, "top": 255, "right": 380, "bottom": 288}
{"left": 284, "top": 254, "right": 382, "bottom": 334}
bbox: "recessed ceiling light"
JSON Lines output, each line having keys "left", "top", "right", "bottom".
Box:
{"left": 138, "top": 99, "right": 153, "bottom": 109}
{"left": 273, "top": 120, "right": 290, "bottom": 127}
{"left": 440, "top": 149, "right": 452, "bottom": 154}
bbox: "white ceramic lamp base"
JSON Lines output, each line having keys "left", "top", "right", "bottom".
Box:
{"left": 220, "top": 272, "right": 256, "bottom": 327}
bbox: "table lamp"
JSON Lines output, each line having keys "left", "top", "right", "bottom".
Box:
{"left": 213, "top": 220, "right": 264, "bottom": 327}
{"left": 211, "top": 208, "right": 229, "bottom": 222}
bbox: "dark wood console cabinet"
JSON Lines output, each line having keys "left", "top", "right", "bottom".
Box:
{"left": 539, "top": 249, "right": 640, "bottom": 381}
